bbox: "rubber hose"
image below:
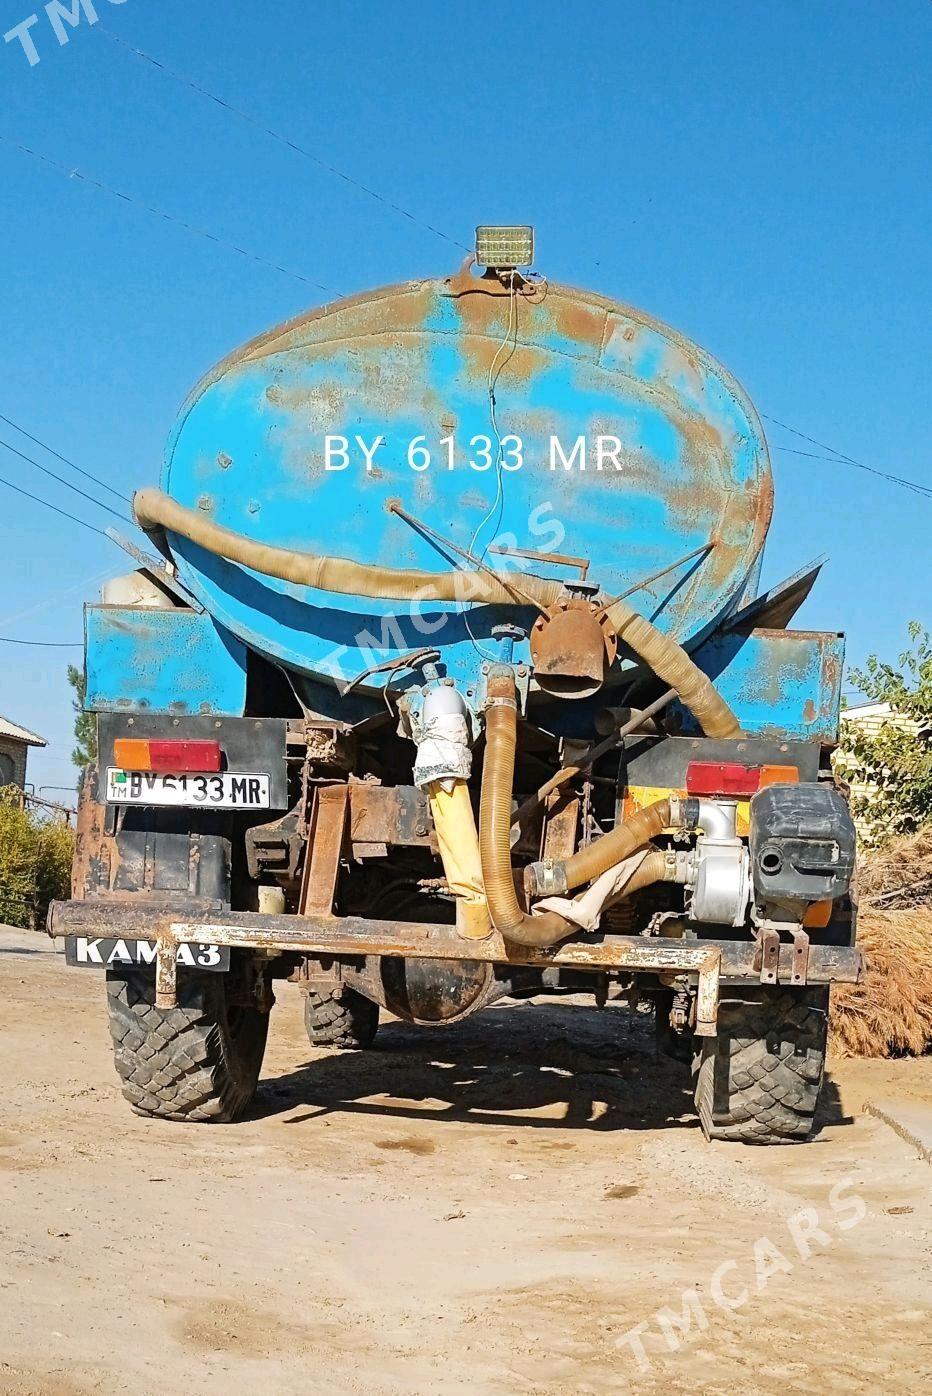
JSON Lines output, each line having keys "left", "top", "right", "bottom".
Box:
{"left": 537, "top": 848, "right": 670, "bottom": 933}
{"left": 561, "top": 799, "right": 673, "bottom": 893}
{"left": 611, "top": 848, "right": 669, "bottom": 900}
{"left": 133, "top": 489, "right": 741, "bottom": 739}
{"left": 478, "top": 675, "right": 575, "bottom": 948}
{"left": 602, "top": 602, "right": 741, "bottom": 738}
{"left": 134, "top": 489, "right": 564, "bottom": 609}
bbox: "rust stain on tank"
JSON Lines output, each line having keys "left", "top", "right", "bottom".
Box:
{"left": 547, "top": 295, "right": 608, "bottom": 351}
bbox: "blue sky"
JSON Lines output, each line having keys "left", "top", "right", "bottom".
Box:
{"left": 1, "top": 0, "right": 929, "bottom": 800}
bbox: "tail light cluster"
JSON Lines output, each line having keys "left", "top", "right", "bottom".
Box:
{"left": 113, "top": 738, "right": 223, "bottom": 773}
{"left": 685, "top": 761, "right": 798, "bottom": 798}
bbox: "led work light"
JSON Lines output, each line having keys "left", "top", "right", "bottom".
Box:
{"left": 475, "top": 225, "right": 534, "bottom": 270}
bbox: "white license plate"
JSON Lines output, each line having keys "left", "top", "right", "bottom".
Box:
{"left": 106, "top": 768, "right": 271, "bottom": 809}
{"left": 65, "top": 936, "right": 229, "bottom": 971}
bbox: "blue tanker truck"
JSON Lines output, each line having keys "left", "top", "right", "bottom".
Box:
{"left": 50, "top": 228, "right": 859, "bottom": 1143}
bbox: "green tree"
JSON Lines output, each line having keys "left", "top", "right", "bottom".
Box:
{"left": 67, "top": 663, "right": 97, "bottom": 775}
{"left": 835, "top": 622, "right": 932, "bottom": 845}
{"left": 0, "top": 790, "right": 73, "bottom": 930}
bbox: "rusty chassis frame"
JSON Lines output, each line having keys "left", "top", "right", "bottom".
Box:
{"left": 48, "top": 900, "right": 862, "bottom": 1035}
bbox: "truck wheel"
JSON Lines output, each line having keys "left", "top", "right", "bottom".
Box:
{"left": 693, "top": 987, "right": 828, "bottom": 1144}
{"left": 304, "top": 985, "right": 378, "bottom": 1049}
{"left": 106, "top": 967, "right": 270, "bottom": 1123}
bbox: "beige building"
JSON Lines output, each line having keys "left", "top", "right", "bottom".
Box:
{"left": 0, "top": 715, "right": 47, "bottom": 791}
{"left": 837, "top": 701, "right": 929, "bottom": 839}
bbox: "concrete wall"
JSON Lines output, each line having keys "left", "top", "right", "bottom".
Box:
{"left": 0, "top": 737, "right": 28, "bottom": 790}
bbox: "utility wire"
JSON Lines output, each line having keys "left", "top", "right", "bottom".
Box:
{"left": 0, "top": 636, "right": 81, "bottom": 647}
{"left": 0, "top": 471, "right": 108, "bottom": 537}
{"left": 772, "top": 443, "right": 932, "bottom": 494}
{"left": 0, "top": 411, "right": 130, "bottom": 505}
{"left": 0, "top": 434, "right": 130, "bottom": 523}
{"left": 0, "top": 134, "right": 338, "bottom": 294}
{"left": 762, "top": 413, "right": 931, "bottom": 499}
{"left": 97, "top": 27, "right": 470, "bottom": 255}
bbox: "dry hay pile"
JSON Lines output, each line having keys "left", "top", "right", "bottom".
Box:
{"left": 829, "top": 829, "right": 932, "bottom": 1058}
{"left": 856, "top": 825, "right": 932, "bottom": 908}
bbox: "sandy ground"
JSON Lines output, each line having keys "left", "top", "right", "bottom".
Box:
{"left": 1, "top": 925, "right": 930, "bottom": 1396}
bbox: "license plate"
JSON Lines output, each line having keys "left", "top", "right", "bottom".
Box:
{"left": 65, "top": 936, "right": 230, "bottom": 971}
{"left": 106, "top": 768, "right": 271, "bottom": 809}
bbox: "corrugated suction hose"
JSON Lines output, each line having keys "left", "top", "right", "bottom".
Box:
{"left": 560, "top": 799, "right": 673, "bottom": 893}
{"left": 133, "top": 488, "right": 741, "bottom": 739}
{"left": 479, "top": 672, "right": 677, "bottom": 947}
{"left": 479, "top": 673, "right": 575, "bottom": 947}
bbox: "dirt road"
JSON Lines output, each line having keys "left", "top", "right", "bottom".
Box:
{"left": 1, "top": 926, "right": 930, "bottom": 1395}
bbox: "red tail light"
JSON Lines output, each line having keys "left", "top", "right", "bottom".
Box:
{"left": 687, "top": 762, "right": 761, "bottom": 797}
{"left": 113, "top": 738, "right": 223, "bottom": 773}
{"left": 686, "top": 761, "right": 799, "bottom": 798}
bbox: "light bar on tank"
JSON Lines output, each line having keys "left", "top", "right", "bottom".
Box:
{"left": 475, "top": 225, "right": 534, "bottom": 269}
{"left": 113, "top": 739, "right": 223, "bottom": 773}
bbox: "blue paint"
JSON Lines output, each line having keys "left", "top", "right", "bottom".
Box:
{"left": 85, "top": 606, "right": 247, "bottom": 716}
{"left": 160, "top": 278, "right": 773, "bottom": 709}
{"left": 675, "top": 628, "right": 844, "bottom": 742}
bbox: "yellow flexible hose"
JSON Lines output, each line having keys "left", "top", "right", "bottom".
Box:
{"left": 133, "top": 488, "right": 741, "bottom": 739}
{"left": 478, "top": 674, "right": 575, "bottom": 947}
{"left": 479, "top": 674, "right": 674, "bottom": 948}
{"left": 561, "top": 799, "right": 672, "bottom": 892}
{"left": 426, "top": 779, "right": 490, "bottom": 940}
{"left": 616, "top": 848, "right": 668, "bottom": 899}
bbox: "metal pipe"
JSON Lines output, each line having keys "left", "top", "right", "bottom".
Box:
{"left": 593, "top": 543, "right": 715, "bottom": 615}
{"left": 511, "top": 688, "right": 676, "bottom": 829}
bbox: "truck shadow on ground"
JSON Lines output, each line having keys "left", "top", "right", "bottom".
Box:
{"left": 253, "top": 1001, "right": 849, "bottom": 1136}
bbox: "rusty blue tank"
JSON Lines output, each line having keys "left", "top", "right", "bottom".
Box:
{"left": 160, "top": 271, "right": 773, "bottom": 703}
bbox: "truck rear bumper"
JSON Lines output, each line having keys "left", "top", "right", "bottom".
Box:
{"left": 48, "top": 899, "right": 862, "bottom": 1034}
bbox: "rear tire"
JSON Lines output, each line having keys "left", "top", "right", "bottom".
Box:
{"left": 107, "top": 965, "right": 270, "bottom": 1122}
{"left": 693, "top": 987, "right": 828, "bottom": 1144}
{"left": 304, "top": 985, "right": 379, "bottom": 1049}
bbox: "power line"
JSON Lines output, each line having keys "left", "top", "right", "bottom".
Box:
{"left": 0, "top": 411, "right": 130, "bottom": 505}
{"left": 0, "top": 636, "right": 81, "bottom": 647}
{"left": 0, "top": 471, "right": 109, "bottom": 537}
{"left": 0, "top": 134, "right": 339, "bottom": 295}
{"left": 762, "top": 413, "right": 931, "bottom": 499}
{"left": 97, "top": 27, "right": 470, "bottom": 256}
{"left": 0, "top": 434, "right": 130, "bottom": 523}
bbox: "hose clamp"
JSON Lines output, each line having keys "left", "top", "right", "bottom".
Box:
{"left": 669, "top": 794, "right": 700, "bottom": 829}
{"left": 479, "top": 662, "right": 529, "bottom": 714}
{"left": 526, "top": 859, "right": 568, "bottom": 896}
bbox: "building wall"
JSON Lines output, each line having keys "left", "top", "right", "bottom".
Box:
{"left": 836, "top": 703, "right": 924, "bottom": 840}
{"left": 0, "top": 736, "right": 28, "bottom": 790}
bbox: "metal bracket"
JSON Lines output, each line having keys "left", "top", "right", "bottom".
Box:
{"left": 104, "top": 527, "right": 204, "bottom": 613}
{"left": 488, "top": 543, "right": 590, "bottom": 581}
{"left": 480, "top": 662, "right": 530, "bottom": 715}
{"left": 790, "top": 927, "right": 811, "bottom": 986}
{"left": 758, "top": 926, "right": 781, "bottom": 985}
{"left": 755, "top": 921, "right": 811, "bottom": 986}
{"left": 442, "top": 256, "right": 546, "bottom": 302}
